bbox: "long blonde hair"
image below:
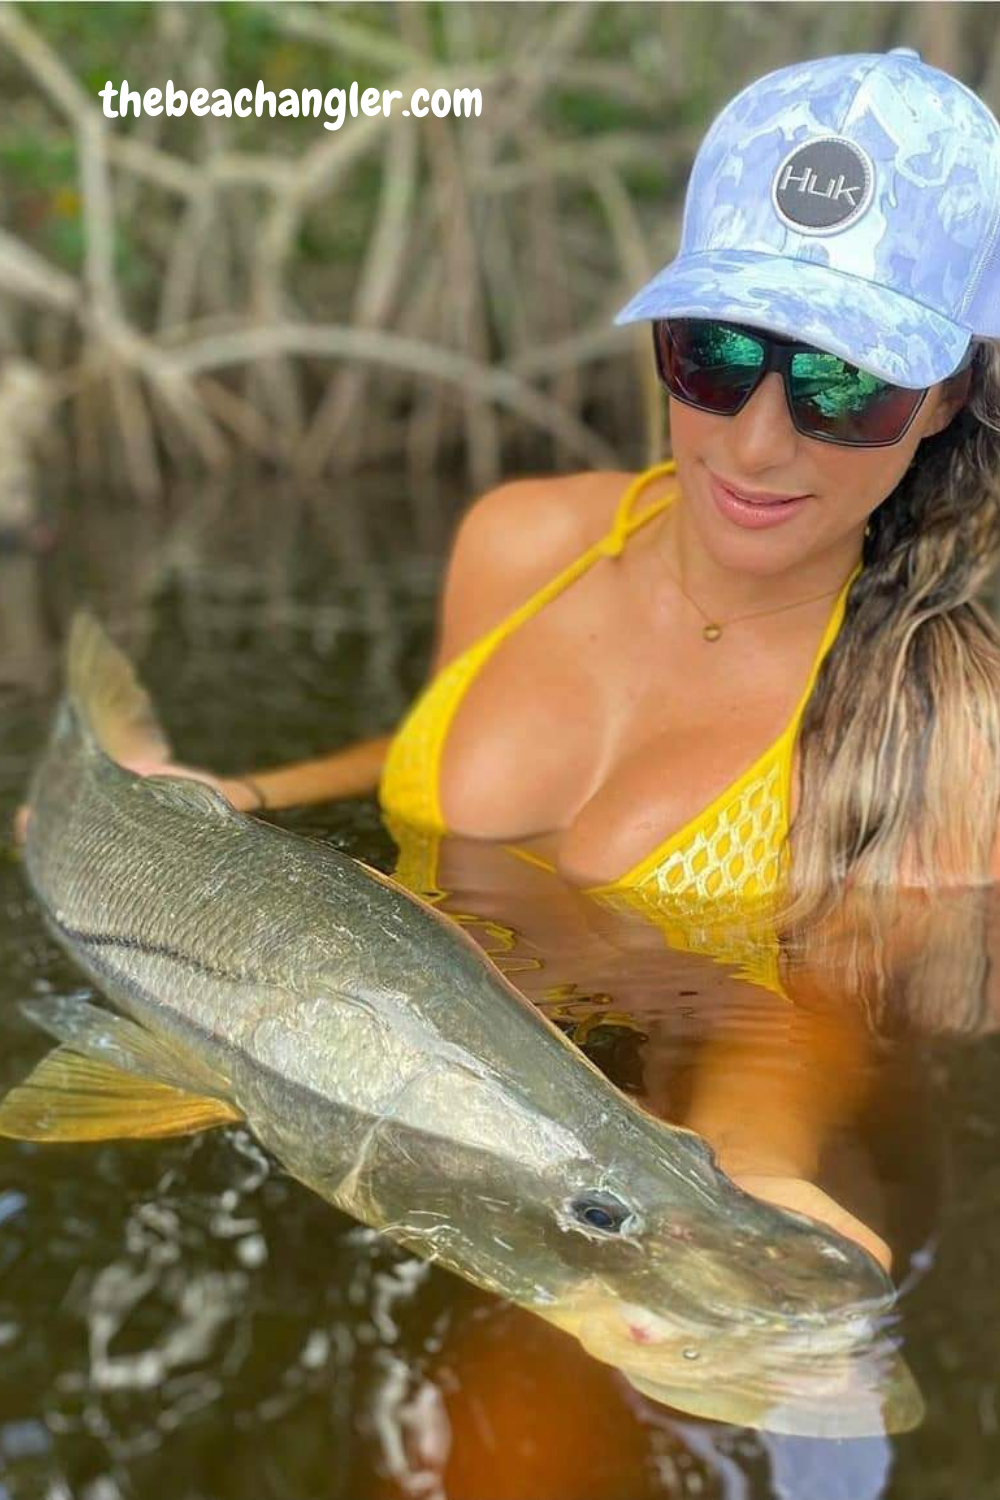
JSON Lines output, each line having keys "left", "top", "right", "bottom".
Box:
{"left": 782, "top": 341, "right": 1000, "bottom": 1030}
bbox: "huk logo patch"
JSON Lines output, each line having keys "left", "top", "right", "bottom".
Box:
{"left": 771, "top": 137, "right": 874, "bottom": 234}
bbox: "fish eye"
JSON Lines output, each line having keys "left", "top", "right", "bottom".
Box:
{"left": 568, "top": 1191, "right": 635, "bottom": 1235}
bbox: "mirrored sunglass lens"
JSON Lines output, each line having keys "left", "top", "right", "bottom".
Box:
{"left": 665, "top": 322, "right": 764, "bottom": 412}
{"left": 789, "top": 351, "right": 922, "bottom": 442}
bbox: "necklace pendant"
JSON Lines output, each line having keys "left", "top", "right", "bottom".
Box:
{"left": 702, "top": 623, "right": 723, "bottom": 643}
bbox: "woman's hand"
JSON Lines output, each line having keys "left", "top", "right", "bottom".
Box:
{"left": 733, "top": 1171, "right": 892, "bottom": 1273}
{"left": 119, "top": 758, "right": 264, "bottom": 811}
{"left": 13, "top": 760, "right": 263, "bottom": 846}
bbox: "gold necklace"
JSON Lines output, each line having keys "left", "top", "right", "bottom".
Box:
{"left": 665, "top": 567, "right": 845, "bottom": 643}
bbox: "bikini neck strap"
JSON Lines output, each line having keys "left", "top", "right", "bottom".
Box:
{"left": 604, "top": 458, "right": 678, "bottom": 558}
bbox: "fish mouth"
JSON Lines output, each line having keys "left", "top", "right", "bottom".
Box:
{"left": 620, "top": 1352, "right": 925, "bottom": 1440}
{"left": 622, "top": 1302, "right": 677, "bottom": 1346}
{"left": 613, "top": 1311, "right": 919, "bottom": 1440}
{"left": 540, "top": 1292, "right": 922, "bottom": 1439}
{"left": 616, "top": 1297, "right": 883, "bottom": 1352}
{"left": 614, "top": 1298, "right": 892, "bottom": 1368}
{"left": 612, "top": 1238, "right": 895, "bottom": 1342}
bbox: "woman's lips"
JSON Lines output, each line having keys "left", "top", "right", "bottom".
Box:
{"left": 708, "top": 472, "right": 811, "bottom": 530}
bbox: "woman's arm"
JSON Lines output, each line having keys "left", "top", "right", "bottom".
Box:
{"left": 12, "top": 471, "right": 612, "bottom": 843}
{"left": 139, "top": 474, "right": 607, "bottom": 814}
{"left": 213, "top": 733, "right": 394, "bottom": 812}
{"left": 11, "top": 733, "right": 396, "bottom": 839}
{"left": 682, "top": 975, "right": 892, "bottom": 1269}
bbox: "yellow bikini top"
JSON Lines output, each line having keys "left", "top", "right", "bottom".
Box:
{"left": 380, "top": 458, "right": 858, "bottom": 908}
{"left": 380, "top": 460, "right": 861, "bottom": 1001}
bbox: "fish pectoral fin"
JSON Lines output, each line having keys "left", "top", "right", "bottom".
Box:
{"left": 0, "top": 1046, "right": 242, "bottom": 1142}
{"left": 20, "top": 993, "right": 232, "bottom": 1099}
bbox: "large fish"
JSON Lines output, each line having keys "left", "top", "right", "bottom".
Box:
{"left": 0, "top": 613, "right": 922, "bottom": 1437}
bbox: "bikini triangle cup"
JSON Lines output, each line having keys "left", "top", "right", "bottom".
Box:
{"left": 379, "top": 458, "right": 679, "bottom": 840}
{"left": 380, "top": 459, "right": 859, "bottom": 999}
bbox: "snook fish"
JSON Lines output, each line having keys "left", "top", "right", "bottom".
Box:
{"left": 0, "top": 613, "right": 922, "bottom": 1437}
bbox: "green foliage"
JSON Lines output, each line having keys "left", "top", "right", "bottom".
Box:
{"left": 0, "top": 129, "right": 75, "bottom": 192}
{"left": 550, "top": 87, "right": 649, "bottom": 139}
{"left": 27, "top": 2, "right": 153, "bottom": 90}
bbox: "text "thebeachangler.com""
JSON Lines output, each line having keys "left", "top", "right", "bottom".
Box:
{"left": 97, "top": 79, "right": 483, "bottom": 129}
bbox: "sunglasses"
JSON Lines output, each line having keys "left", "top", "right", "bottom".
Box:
{"left": 652, "top": 318, "right": 944, "bottom": 448}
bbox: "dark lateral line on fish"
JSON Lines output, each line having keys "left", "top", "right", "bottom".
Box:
{"left": 54, "top": 920, "right": 234, "bottom": 984}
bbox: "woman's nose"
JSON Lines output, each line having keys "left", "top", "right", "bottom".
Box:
{"left": 727, "top": 372, "right": 799, "bottom": 468}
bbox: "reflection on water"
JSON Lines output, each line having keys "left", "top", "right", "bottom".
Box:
{"left": 0, "top": 483, "right": 998, "bottom": 1498}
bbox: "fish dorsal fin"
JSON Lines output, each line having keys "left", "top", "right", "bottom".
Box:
{"left": 0, "top": 996, "right": 241, "bottom": 1142}
{"left": 66, "top": 610, "right": 171, "bottom": 765}
{"left": 0, "top": 1048, "right": 240, "bottom": 1141}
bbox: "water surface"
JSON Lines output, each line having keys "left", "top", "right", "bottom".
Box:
{"left": 0, "top": 481, "right": 998, "bottom": 1500}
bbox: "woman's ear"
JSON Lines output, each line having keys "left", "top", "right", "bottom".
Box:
{"left": 922, "top": 365, "right": 974, "bottom": 438}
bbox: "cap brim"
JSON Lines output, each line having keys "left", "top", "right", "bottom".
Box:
{"left": 614, "top": 250, "right": 972, "bottom": 389}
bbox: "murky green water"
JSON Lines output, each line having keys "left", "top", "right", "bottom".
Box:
{"left": 1, "top": 481, "right": 998, "bottom": 1500}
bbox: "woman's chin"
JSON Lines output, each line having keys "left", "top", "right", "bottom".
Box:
{"left": 687, "top": 489, "right": 820, "bottom": 578}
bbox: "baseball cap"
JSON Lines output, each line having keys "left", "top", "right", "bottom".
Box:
{"left": 615, "top": 49, "right": 1000, "bottom": 389}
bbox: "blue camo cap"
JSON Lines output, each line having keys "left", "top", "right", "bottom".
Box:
{"left": 615, "top": 48, "right": 1000, "bottom": 389}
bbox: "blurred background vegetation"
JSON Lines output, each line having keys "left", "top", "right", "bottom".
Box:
{"left": 0, "top": 0, "right": 998, "bottom": 517}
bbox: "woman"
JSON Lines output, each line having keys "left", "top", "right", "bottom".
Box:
{"left": 166, "top": 48, "right": 1000, "bottom": 894}
{"left": 42, "top": 50, "right": 1000, "bottom": 1264}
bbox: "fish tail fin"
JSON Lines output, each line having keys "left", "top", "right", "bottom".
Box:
{"left": 66, "top": 610, "right": 172, "bottom": 765}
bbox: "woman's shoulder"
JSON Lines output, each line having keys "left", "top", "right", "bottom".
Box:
{"left": 431, "top": 469, "right": 637, "bottom": 670}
